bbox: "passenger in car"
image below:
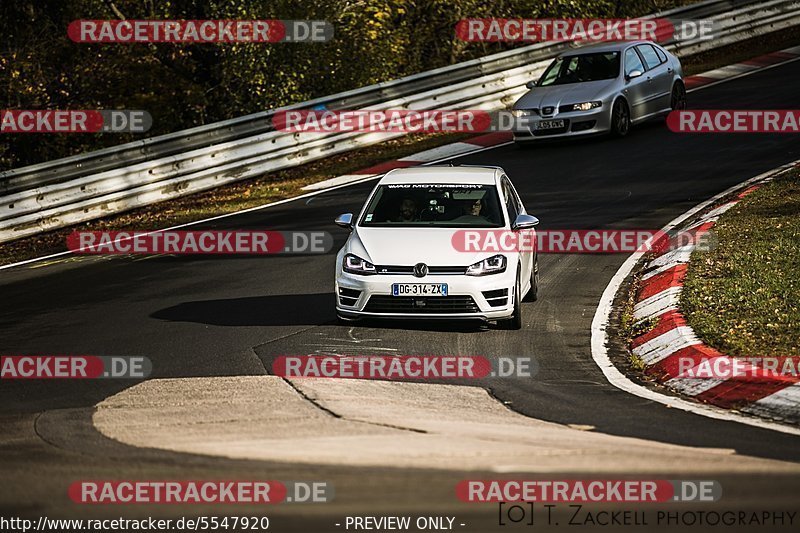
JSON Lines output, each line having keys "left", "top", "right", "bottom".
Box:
{"left": 395, "top": 197, "right": 419, "bottom": 222}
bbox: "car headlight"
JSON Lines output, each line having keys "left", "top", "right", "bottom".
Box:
{"left": 343, "top": 254, "right": 376, "bottom": 275}
{"left": 568, "top": 101, "right": 602, "bottom": 112}
{"left": 466, "top": 254, "right": 507, "bottom": 276}
{"left": 511, "top": 109, "right": 531, "bottom": 118}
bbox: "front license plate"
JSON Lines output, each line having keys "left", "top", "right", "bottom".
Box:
{"left": 536, "top": 119, "right": 565, "bottom": 130}
{"left": 392, "top": 283, "right": 448, "bottom": 297}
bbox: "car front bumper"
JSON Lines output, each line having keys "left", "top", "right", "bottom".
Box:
{"left": 512, "top": 107, "right": 611, "bottom": 142}
{"left": 335, "top": 269, "right": 517, "bottom": 321}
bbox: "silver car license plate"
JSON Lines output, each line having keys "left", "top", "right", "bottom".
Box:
{"left": 392, "top": 283, "right": 448, "bottom": 296}
{"left": 536, "top": 119, "right": 565, "bottom": 130}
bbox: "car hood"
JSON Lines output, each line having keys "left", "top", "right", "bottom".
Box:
{"left": 513, "top": 79, "right": 616, "bottom": 110}
{"left": 349, "top": 227, "right": 495, "bottom": 266}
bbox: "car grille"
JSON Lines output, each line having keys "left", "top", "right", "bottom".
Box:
{"left": 363, "top": 295, "right": 480, "bottom": 314}
{"left": 374, "top": 265, "right": 468, "bottom": 275}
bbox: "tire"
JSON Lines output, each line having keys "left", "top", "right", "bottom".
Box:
{"left": 610, "top": 99, "right": 631, "bottom": 137}
{"left": 670, "top": 81, "right": 687, "bottom": 111}
{"left": 524, "top": 255, "right": 539, "bottom": 302}
{"left": 499, "top": 270, "right": 523, "bottom": 330}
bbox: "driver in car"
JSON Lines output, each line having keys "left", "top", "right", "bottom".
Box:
{"left": 462, "top": 198, "right": 484, "bottom": 217}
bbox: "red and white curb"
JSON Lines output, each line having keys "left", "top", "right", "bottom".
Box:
{"left": 629, "top": 166, "right": 800, "bottom": 426}
{"left": 303, "top": 46, "right": 800, "bottom": 193}
{"left": 592, "top": 161, "right": 800, "bottom": 437}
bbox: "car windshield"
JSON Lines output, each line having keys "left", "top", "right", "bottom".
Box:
{"left": 538, "top": 52, "right": 620, "bottom": 86}
{"left": 359, "top": 184, "right": 504, "bottom": 227}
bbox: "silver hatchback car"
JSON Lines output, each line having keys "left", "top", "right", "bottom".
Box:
{"left": 512, "top": 40, "right": 685, "bottom": 142}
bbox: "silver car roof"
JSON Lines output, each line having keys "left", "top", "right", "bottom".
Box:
{"left": 559, "top": 40, "right": 655, "bottom": 56}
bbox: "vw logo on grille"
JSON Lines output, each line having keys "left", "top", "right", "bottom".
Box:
{"left": 413, "top": 263, "right": 429, "bottom": 278}
{"left": 542, "top": 106, "right": 555, "bottom": 115}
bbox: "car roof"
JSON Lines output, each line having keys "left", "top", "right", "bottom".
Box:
{"left": 378, "top": 166, "right": 501, "bottom": 185}
{"left": 560, "top": 40, "right": 654, "bottom": 55}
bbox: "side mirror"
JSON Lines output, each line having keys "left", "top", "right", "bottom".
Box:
{"left": 626, "top": 69, "right": 643, "bottom": 81}
{"left": 525, "top": 80, "right": 537, "bottom": 89}
{"left": 335, "top": 213, "right": 354, "bottom": 229}
{"left": 512, "top": 214, "right": 539, "bottom": 230}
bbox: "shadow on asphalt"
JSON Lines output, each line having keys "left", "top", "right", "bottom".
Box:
{"left": 153, "top": 294, "right": 499, "bottom": 333}
{"left": 151, "top": 293, "right": 335, "bottom": 326}
{"left": 353, "top": 318, "right": 490, "bottom": 333}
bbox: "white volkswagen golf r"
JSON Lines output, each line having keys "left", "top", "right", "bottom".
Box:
{"left": 334, "top": 166, "right": 539, "bottom": 329}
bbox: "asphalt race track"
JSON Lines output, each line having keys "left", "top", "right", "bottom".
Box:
{"left": 2, "top": 61, "right": 800, "bottom": 531}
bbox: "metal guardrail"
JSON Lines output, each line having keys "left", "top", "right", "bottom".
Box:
{"left": 1, "top": 0, "right": 798, "bottom": 243}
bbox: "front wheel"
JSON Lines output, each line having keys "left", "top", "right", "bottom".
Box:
{"left": 524, "top": 256, "right": 539, "bottom": 302}
{"left": 610, "top": 99, "right": 631, "bottom": 137}
{"left": 670, "top": 82, "right": 687, "bottom": 111}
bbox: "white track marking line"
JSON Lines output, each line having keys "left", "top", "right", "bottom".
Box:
{"left": 741, "top": 384, "right": 800, "bottom": 425}
{"left": 397, "top": 142, "right": 482, "bottom": 162}
{"left": 665, "top": 377, "right": 725, "bottom": 396}
{"left": 301, "top": 173, "right": 378, "bottom": 191}
{"left": 686, "top": 54, "right": 800, "bottom": 94}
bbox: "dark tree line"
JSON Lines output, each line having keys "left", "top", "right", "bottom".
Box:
{"left": 0, "top": 0, "right": 691, "bottom": 169}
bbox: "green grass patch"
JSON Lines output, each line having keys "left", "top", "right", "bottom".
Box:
{"left": 681, "top": 169, "right": 800, "bottom": 357}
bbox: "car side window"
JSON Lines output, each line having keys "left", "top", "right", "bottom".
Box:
{"left": 637, "top": 44, "right": 662, "bottom": 70}
{"left": 501, "top": 178, "right": 519, "bottom": 223}
{"left": 654, "top": 45, "right": 668, "bottom": 64}
{"left": 624, "top": 48, "right": 646, "bottom": 76}
{"left": 507, "top": 179, "right": 524, "bottom": 214}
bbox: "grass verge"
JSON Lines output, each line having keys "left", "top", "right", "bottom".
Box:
{"left": 681, "top": 168, "right": 800, "bottom": 357}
